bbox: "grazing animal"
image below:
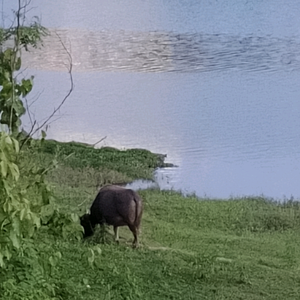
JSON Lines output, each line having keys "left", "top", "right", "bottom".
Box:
{"left": 80, "top": 185, "right": 143, "bottom": 248}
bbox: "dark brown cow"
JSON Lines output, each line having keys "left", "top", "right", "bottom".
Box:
{"left": 80, "top": 185, "right": 143, "bottom": 248}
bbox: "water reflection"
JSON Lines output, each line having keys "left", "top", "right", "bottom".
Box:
{"left": 20, "top": 66, "right": 300, "bottom": 199}
{"left": 3, "top": 1, "right": 300, "bottom": 199}
{"left": 22, "top": 29, "right": 300, "bottom": 73}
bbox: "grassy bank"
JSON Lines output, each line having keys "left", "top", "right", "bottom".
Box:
{"left": 1, "top": 140, "right": 300, "bottom": 299}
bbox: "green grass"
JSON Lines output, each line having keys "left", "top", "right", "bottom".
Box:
{"left": 1, "top": 139, "right": 300, "bottom": 299}
{"left": 39, "top": 139, "right": 170, "bottom": 181}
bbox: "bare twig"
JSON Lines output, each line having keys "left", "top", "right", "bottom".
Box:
{"left": 92, "top": 136, "right": 107, "bottom": 147}
{"left": 24, "top": 96, "right": 33, "bottom": 126}
{"left": 24, "top": 119, "right": 36, "bottom": 139}
{"left": 27, "top": 89, "right": 44, "bottom": 108}
{"left": 30, "top": 32, "right": 74, "bottom": 136}
{"left": 20, "top": 32, "right": 74, "bottom": 148}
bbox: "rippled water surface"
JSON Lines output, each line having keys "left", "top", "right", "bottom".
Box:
{"left": 2, "top": 1, "right": 300, "bottom": 199}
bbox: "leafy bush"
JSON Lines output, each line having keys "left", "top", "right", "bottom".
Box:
{"left": 0, "top": 133, "right": 84, "bottom": 299}
{"left": 0, "top": 133, "right": 38, "bottom": 266}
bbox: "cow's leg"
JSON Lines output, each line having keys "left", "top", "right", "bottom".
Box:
{"left": 114, "top": 226, "right": 119, "bottom": 243}
{"left": 128, "top": 225, "right": 139, "bottom": 248}
{"left": 100, "top": 224, "right": 106, "bottom": 243}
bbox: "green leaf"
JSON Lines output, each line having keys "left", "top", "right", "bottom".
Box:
{"left": 87, "top": 249, "right": 95, "bottom": 266}
{"left": 1, "top": 81, "right": 13, "bottom": 94}
{"left": 4, "top": 135, "right": 12, "bottom": 145}
{"left": 26, "top": 224, "right": 35, "bottom": 237}
{"left": 0, "top": 217, "right": 10, "bottom": 230}
{"left": 13, "top": 138, "right": 19, "bottom": 153}
{"left": 0, "top": 111, "right": 10, "bottom": 125}
{"left": 40, "top": 204, "right": 55, "bottom": 224}
{"left": 0, "top": 210, "right": 6, "bottom": 223}
{"left": 12, "top": 99, "right": 26, "bottom": 116}
{"left": 49, "top": 256, "right": 57, "bottom": 267}
{"left": 93, "top": 246, "right": 102, "bottom": 255}
{"left": 4, "top": 248, "right": 12, "bottom": 261}
{"left": 15, "top": 56, "right": 21, "bottom": 71}
{"left": 3, "top": 70, "right": 11, "bottom": 81}
{"left": 9, "top": 230, "right": 20, "bottom": 249}
{"left": 11, "top": 218, "right": 21, "bottom": 235}
{"left": 8, "top": 163, "right": 19, "bottom": 180}
{"left": 19, "top": 208, "right": 26, "bottom": 221}
{"left": 3, "top": 201, "right": 12, "bottom": 213}
{"left": 0, "top": 253, "right": 4, "bottom": 268}
{"left": 21, "top": 78, "right": 33, "bottom": 96}
{"left": 3, "top": 48, "right": 13, "bottom": 61}
{"left": 70, "top": 213, "right": 79, "bottom": 223}
{"left": 3, "top": 180, "right": 12, "bottom": 196}
{"left": 49, "top": 252, "right": 62, "bottom": 267}
{"left": 31, "top": 213, "right": 41, "bottom": 228}
{"left": 0, "top": 160, "right": 8, "bottom": 177}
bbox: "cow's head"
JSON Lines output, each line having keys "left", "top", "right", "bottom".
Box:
{"left": 80, "top": 214, "right": 94, "bottom": 238}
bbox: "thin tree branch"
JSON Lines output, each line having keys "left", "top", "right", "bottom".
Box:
{"left": 30, "top": 32, "right": 74, "bottom": 136}
{"left": 24, "top": 96, "right": 33, "bottom": 126}
{"left": 27, "top": 89, "right": 44, "bottom": 108}
{"left": 92, "top": 136, "right": 107, "bottom": 147}
{"left": 20, "top": 32, "right": 74, "bottom": 148}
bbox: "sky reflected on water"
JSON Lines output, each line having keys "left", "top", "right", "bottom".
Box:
{"left": 2, "top": 1, "right": 300, "bottom": 199}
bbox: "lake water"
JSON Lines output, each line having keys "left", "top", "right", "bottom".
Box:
{"left": 2, "top": 1, "right": 300, "bottom": 199}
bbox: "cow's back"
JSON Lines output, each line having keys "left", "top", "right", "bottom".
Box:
{"left": 90, "top": 185, "right": 141, "bottom": 227}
